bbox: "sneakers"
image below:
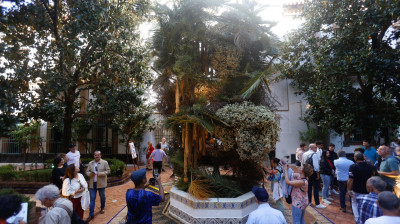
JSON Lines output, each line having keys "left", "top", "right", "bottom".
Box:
{"left": 327, "top": 197, "right": 334, "bottom": 201}
{"left": 316, "top": 204, "right": 327, "bottom": 209}
{"left": 331, "top": 189, "right": 339, "bottom": 195}
{"left": 322, "top": 199, "right": 331, "bottom": 205}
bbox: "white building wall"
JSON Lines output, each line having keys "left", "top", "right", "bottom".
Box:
{"left": 271, "top": 79, "right": 308, "bottom": 161}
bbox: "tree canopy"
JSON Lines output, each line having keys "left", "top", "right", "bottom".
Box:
{"left": 0, "top": 0, "right": 152, "bottom": 149}
{"left": 280, "top": 0, "right": 400, "bottom": 141}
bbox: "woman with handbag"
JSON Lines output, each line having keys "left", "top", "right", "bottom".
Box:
{"left": 283, "top": 164, "right": 313, "bottom": 224}
{"left": 62, "top": 164, "right": 89, "bottom": 219}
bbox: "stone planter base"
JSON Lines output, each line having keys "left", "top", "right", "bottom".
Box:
{"left": 169, "top": 186, "right": 257, "bottom": 224}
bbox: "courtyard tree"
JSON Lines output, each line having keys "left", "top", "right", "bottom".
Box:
{"left": 0, "top": 0, "right": 151, "bottom": 150}
{"left": 153, "top": 0, "right": 280, "bottom": 196}
{"left": 280, "top": 0, "right": 400, "bottom": 142}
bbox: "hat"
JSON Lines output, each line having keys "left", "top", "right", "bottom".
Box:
{"left": 252, "top": 187, "right": 269, "bottom": 202}
{"left": 130, "top": 168, "right": 146, "bottom": 185}
{"left": 68, "top": 143, "right": 76, "bottom": 148}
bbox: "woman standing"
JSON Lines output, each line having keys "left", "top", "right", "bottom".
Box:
{"left": 146, "top": 142, "right": 154, "bottom": 170}
{"left": 265, "top": 158, "right": 284, "bottom": 214}
{"left": 320, "top": 150, "right": 335, "bottom": 205}
{"left": 283, "top": 164, "right": 313, "bottom": 224}
{"left": 51, "top": 156, "right": 66, "bottom": 189}
{"left": 62, "top": 164, "right": 88, "bottom": 219}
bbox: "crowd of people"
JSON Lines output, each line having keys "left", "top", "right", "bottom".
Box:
{"left": 2, "top": 138, "right": 400, "bottom": 224}
{"left": 34, "top": 140, "right": 169, "bottom": 224}
{"left": 248, "top": 140, "right": 400, "bottom": 224}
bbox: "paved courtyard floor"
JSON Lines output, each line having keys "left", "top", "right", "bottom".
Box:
{"left": 28, "top": 165, "right": 357, "bottom": 224}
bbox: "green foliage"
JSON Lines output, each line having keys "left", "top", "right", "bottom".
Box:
{"left": 10, "top": 121, "right": 42, "bottom": 152}
{"left": 0, "top": 165, "right": 17, "bottom": 181}
{"left": 0, "top": 165, "right": 52, "bottom": 182}
{"left": 104, "top": 158, "right": 126, "bottom": 177}
{"left": 17, "top": 169, "right": 52, "bottom": 182}
{"left": 215, "top": 102, "right": 280, "bottom": 162}
{"left": 81, "top": 158, "right": 93, "bottom": 165}
{"left": 280, "top": 0, "right": 400, "bottom": 141}
{"left": 299, "top": 126, "right": 329, "bottom": 143}
{"left": 1, "top": 0, "right": 152, "bottom": 149}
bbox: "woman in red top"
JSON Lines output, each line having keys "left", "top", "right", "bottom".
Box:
{"left": 146, "top": 142, "right": 154, "bottom": 170}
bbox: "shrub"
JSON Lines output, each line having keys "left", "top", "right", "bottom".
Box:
{"left": 44, "top": 159, "right": 54, "bottom": 169}
{"left": 0, "top": 165, "right": 17, "bottom": 181}
{"left": 81, "top": 158, "right": 92, "bottom": 165}
{"left": 16, "top": 169, "right": 52, "bottom": 182}
{"left": 104, "top": 158, "right": 126, "bottom": 177}
{"left": 215, "top": 102, "right": 280, "bottom": 162}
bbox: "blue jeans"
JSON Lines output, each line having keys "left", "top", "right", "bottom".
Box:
{"left": 321, "top": 174, "right": 331, "bottom": 199}
{"left": 89, "top": 182, "right": 106, "bottom": 216}
{"left": 292, "top": 205, "right": 306, "bottom": 224}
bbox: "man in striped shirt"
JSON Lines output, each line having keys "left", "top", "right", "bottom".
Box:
{"left": 356, "top": 176, "right": 386, "bottom": 224}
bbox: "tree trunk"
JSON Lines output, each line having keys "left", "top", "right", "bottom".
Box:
{"left": 175, "top": 80, "right": 180, "bottom": 113}
{"left": 63, "top": 96, "right": 74, "bottom": 152}
{"left": 184, "top": 122, "right": 191, "bottom": 182}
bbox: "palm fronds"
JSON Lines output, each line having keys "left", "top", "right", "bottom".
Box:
{"left": 240, "top": 60, "right": 277, "bottom": 99}
{"left": 187, "top": 176, "right": 213, "bottom": 200}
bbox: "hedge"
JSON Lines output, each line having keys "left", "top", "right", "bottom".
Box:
{"left": 0, "top": 165, "right": 52, "bottom": 182}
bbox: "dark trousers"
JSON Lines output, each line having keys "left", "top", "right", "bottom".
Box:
{"left": 308, "top": 173, "right": 320, "bottom": 205}
{"left": 153, "top": 161, "right": 162, "bottom": 177}
{"left": 338, "top": 180, "right": 347, "bottom": 208}
{"left": 70, "top": 197, "right": 84, "bottom": 219}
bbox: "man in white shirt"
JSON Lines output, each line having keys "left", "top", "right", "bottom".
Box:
{"left": 66, "top": 143, "right": 80, "bottom": 166}
{"left": 302, "top": 143, "right": 326, "bottom": 208}
{"left": 365, "top": 191, "right": 400, "bottom": 224}
{"left": 246, "top": 187, "right": 286, "bottom": 224}
{"left": 316, "top": 141, "right": 324, "bottom": 159}
{"left": 160, "top": 137, "right": 170, "bottom": 172}
{"left": 35, "top": 184, "right": 73, "bottom": 224}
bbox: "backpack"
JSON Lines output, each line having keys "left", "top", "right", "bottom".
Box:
{"left": 305, "top": 152, "right": 316, "bottom": 168}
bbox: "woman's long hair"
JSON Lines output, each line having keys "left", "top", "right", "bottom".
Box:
{"left": 321, "top": 150, "right": 329, "bottom": 162}
{"left": 65, "top": 164, "right": 75, "bottom": 180}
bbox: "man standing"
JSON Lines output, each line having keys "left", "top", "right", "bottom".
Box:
{"left": 334, "top": 150, "right": 354, "bottom": 212}
{"left": 302, "top": 143, "right": 326, "bottom": 208}
{"left": 348, "top": 152, "right": 377, "bottom": 222}
{"left": 362, "top": 140, "right": 379, "bottom": 165}
{"left": 316, "top": 141, "right": 324, "bottom": 159}
{"left": 328, "top": 143, "right": 339, "bottom": 195}
{"left": 149, "top": 143, "right": 167, "bottom": 176}
{"left": 86, "top": 151, "right": 111, "bottom": 221}
{"left": 357, "top": 176, "right": 386, "bottom": 224}
{"left": 377, "top": 145, "right": 399, "bottom": 191}
{"left": 66, "top": 143, "right": 80, "bottom": 166}
{"left": 126, "top": 169, "right": 165, "bottom": 223}
{"left": 160, "top": 137, "right": 169, "bottom": 172}
{"left": 246, "top": 187, "right": 287, "bottom": 224}
{"left": 365, "top": 191, "right": 400, "bottom": 224}
{"left": 35, "top": 184, "right": 73, "bottom": 224}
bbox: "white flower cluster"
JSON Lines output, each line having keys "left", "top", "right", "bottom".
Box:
{"left": 215, "top": 102, "right": 280, "bottom": 162}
